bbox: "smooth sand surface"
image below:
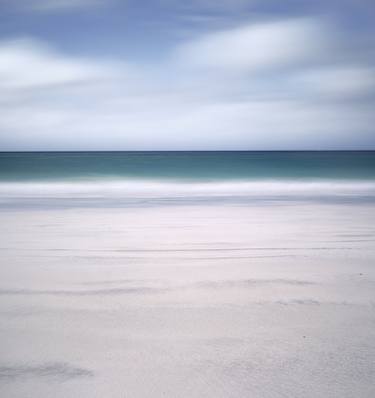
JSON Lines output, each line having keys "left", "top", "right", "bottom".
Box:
{"left": 1, "top": 203, "right": 375, "bottom": 397}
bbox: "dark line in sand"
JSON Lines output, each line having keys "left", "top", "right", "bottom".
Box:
{"left": 0, "top": 278, "right": 315, "bottom": 296}
{"left": 0, "top": 246, "right": 360, "bottom": 253}
{"left": 0, "top": 362, "right": 93, "bottom": 381}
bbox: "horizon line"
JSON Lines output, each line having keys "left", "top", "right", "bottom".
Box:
{"left": 1, "top": 149, "right": 375, "bottom": 154}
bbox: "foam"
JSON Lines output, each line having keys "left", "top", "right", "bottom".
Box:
{"left": 1, "top": 179, "right": 375, "bottom": 199}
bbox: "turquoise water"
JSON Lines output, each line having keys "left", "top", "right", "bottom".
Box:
{"left": 1, "top": 151, "right": 375, "bottom": 182}
{"left": 0, "top": 151, "right": 374, "bottom": 207}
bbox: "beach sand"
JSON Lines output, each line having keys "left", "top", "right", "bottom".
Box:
{"left": 1, "top": 202, "right": 375, "bottom": 397}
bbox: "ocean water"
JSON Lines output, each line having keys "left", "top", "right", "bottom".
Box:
{"left": 1, "top": 151, "right": 375, "bottom": 181}
{"left": 0, "top": 151, "right": 374, "bottom": 207}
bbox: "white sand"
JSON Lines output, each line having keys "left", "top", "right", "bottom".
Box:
{"left": 1, "top": 202, "right": 375, "bottom": 397}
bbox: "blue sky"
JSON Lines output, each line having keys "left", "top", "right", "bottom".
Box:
{"left": 0, "top": 0, "right": 374, "bottom": 150}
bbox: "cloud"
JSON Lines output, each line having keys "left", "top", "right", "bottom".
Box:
{"left": 168, "top": 0, "right": 254, "bottom": 12}
{"left": 174, "top": 18, "right": 329, "bottom": 73}
{"left": 3, "top": 0, "right": 111, "bottom": 13}
{"left": 0, "top": 39, "right": 113, "bottom": 90}
{"left": 0, "top": 16, "right": 374, "bottom": 150}
{"left": 295, "top": 66, "right": 375, "bottom": 100}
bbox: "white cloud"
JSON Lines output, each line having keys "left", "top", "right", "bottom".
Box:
{"left": 296, "top": 66, "right": 375, "bottom": 99}
{"left": 1, "top": 94, "right": 372, "bottom": 150}
{"left": 0, "top": 17, "right": 374, "bottom": 150}
{"left": 174, "top": 18, "right": 329, "bottom": 73}
{"left": 0, "top": 39, "right": 121, "bottom": 90}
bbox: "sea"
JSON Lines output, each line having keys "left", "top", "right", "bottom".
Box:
{"left": 0, "top": 151, "right": 374, "bottom": 208}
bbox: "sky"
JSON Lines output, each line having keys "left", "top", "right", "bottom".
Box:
{"left": 0, "top": 0, "right": 374, "bottom": 150}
